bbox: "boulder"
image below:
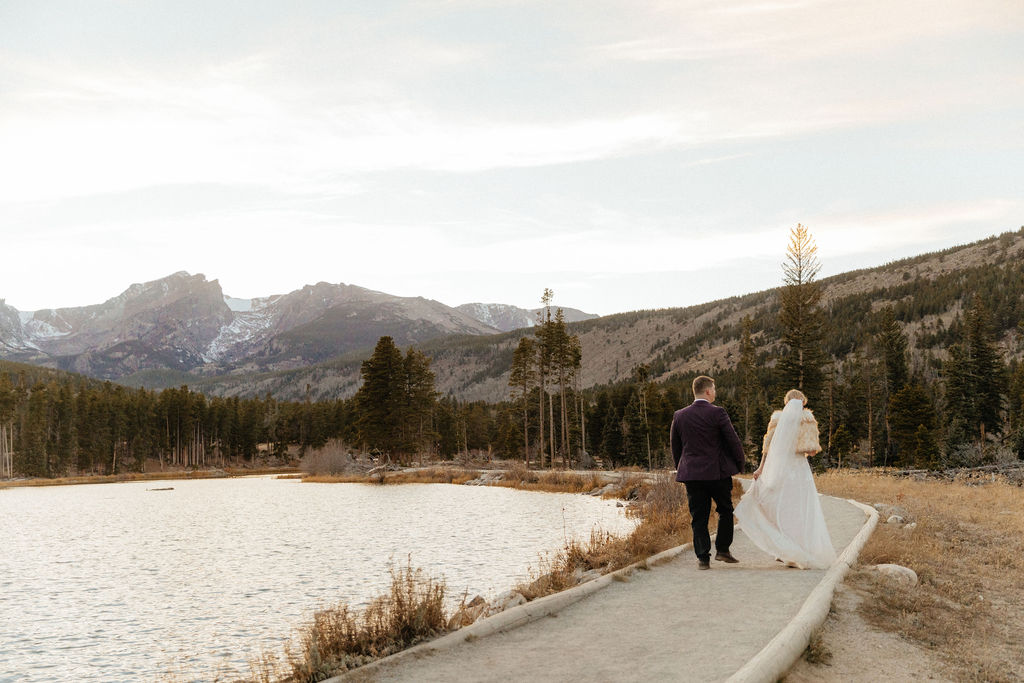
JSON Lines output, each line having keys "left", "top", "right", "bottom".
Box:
{"left": 873, "top": 503, "right": 908, "bottom": 519}
{"left": 447, "top": 595, "right": 489, "bottom": 629}
{"left": 485, "top": 591, "right": 527, "bottom": 616}
{"left": 465, "top": 472, "right": 503, "bottom": 486}
{"left": 874, "top": 563, "right": 918, "bottom": 586}
{"left": 575, "top": 569, "right": 601, "bottom": 584}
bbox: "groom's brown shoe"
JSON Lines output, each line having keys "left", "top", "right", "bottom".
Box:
{"left": 715, "top": 552, "right": 739, "bottom": 563}
{"left": 697, "top": 559, "right": 711, "bottom": 570}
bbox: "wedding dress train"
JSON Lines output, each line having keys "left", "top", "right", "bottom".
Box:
{"left": 734, "top": 399, "right": 836, "bottom": 569}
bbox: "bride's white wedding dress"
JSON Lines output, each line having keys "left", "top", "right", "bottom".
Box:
{"left": 734, "top": 399, "right": 836, "bottom": 569}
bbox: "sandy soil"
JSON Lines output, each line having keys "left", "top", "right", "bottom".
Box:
{"left": 784, "top": 582, "right": 952, "bottom": 682}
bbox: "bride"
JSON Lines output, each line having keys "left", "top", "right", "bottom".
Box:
{"left": 734, "top": 389, "right": 836, "bottom": 569}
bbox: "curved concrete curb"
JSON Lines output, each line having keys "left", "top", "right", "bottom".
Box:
{"left": 331, "top": 540, "right": 694, "bottom": 682}
{"left": 726, "top": 497, "right": 879, "bottom": 683}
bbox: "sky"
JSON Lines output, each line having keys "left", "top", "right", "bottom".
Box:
{"left": 1, "top": 0, "right": 1022, "bottom": 316}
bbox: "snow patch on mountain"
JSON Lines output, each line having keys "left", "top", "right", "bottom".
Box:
{"left": 203, "top": 310, "right": 275, "bottom": 362}
{"left": 23, "top": 317, "right": 68, "bottom": 341}
{"left": 456, "top": 303, "right": 536, "bottom": 331}
{"left": 224, "top": 296, "right": 253, "bottom": 312}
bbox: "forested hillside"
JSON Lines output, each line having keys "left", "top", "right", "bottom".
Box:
{"left": 3, "top": 228, "right": 1023, "bottom": 479}
{"left": 189, "top": 229, "right": 1024, "bottom": 405}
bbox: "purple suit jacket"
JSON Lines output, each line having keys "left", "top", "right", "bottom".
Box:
{"left": 670, "top": 400, "right": 745, "bottom": 482}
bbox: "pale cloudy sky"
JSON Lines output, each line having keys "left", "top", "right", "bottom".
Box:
{"left": 1, "top": 0, "right": 1022, "bottom": 315}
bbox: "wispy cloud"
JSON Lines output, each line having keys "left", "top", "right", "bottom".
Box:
{"left": 594, "top": 0, "right": 1021, "bottom": 64}
{"left": 812, "top": 200, "right": 1024, "bottom": 259}
{"left": 0, "top": 0, "right": 1020, "bottom": 314}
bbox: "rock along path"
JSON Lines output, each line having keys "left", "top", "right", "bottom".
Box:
{"left": 332, "top": 489, "right": 876, "bottom": 683}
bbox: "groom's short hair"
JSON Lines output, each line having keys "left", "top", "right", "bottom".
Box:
{"left": 692, "top": 375, "right": 715, "bottom": 397}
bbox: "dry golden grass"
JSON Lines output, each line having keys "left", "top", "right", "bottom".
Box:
{"left": 301, "top": 463, "right": 611, "bottom": 493}
{"left": 492, "top": 462, "right": 608, "bottom": 493}
{"left": 0, "top": 467, "right": 300, "bottom": 489}
{"left": 301, "top": 466, "right": 483, "bottom": 486}
{"left": 815, "top": 470, "right": 1024, "bottom": 682}
{"left": 246, "top": 560, "right": 451, "bottom": 683}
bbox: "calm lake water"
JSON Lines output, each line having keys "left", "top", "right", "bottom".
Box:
{"left": 0, "top": 476, "right": 635, "bottom": 682}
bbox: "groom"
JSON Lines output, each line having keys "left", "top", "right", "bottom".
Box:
{"left": 671, "top": 375, "right": 746, "bottom": 570}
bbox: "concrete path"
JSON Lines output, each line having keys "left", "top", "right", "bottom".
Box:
{"left": 334, "top": 493, "right": 875, "bottom": 683}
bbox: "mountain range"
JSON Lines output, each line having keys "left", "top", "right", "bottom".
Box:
{"left": 0, "top": 273, "right": 595, "bottom": 383}
{"left": 2, "top": 228, "right": 1022, "bottom": 403}
{"left": 155, "top": 228, "right": 1024, "bottom": 403}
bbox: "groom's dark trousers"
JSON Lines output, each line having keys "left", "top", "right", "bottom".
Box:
{"left": 684, "top": 478, "right": 734, "bottom": 561}
{"left": 670, "top": 398, "right": 746, "bottom": 562}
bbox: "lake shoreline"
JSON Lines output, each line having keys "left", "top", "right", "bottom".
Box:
{"left": 4, "top": 473, "right": 635, "bottom": 682}
{"left": 0, "top": 465, "right": 302, "bottom": 489}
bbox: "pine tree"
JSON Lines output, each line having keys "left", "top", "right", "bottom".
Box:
{"left": 548, "top": 308, "right": 582, "bottom": 467}
{"left": 1009, "top": 360, "right": 1024, "bottom": 459}
{"left": 632, "top": 364, "right": 653, "bottom": 470}
{"left": 600, "top": 406, "right": 624, "bottom": 468}
{"left": 402, "top": 348, "right": 438, "bottom": 457}
{"left": 509, "top": 336, "right": 537, "bottom": 466}
{"left": 877, "top": 305, "right": 910, "bottom": 463}
{"left": 777, "top": 224, "right": 826, "bottom": 401}
{"left": 887, "top": 384, "right": 938, "bottom": 468}
{"left": 535, "top": 288, "right": 554, "bottom": 467}
{"left": 877, "top": 306, "right": 909, "bottom": 393}
{"left": 622, "top": 391, "right": 647, "bottom": 467}
{"left": 913, "top": 424, "right": 941, "bottom": 469}
{"left": 738, "top": 315, "right": 757, "bottom": 452}
{"left": 0, "top": 373, "right": 16, "bottom": 478}
{"left": 943, "top": 295, "right": 1007, "bottom": 443}
{"left": 355, "top": 336, "right": 406, "bottom": 457}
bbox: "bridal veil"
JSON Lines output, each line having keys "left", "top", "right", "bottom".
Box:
{"left": 734, "top": 399, "right": 836, "bottom": 569}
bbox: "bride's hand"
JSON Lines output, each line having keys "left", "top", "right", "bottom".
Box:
{"left": 752, "top": 467, "right": 763, "bottom": 480}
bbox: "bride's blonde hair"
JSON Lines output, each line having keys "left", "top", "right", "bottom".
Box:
{"left": 784, "top": 389, "right": 807, "bottom": 405}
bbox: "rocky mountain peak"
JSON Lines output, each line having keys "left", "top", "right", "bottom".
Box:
{"left": 1, "top": 272, "right": 589, "bottom": 384}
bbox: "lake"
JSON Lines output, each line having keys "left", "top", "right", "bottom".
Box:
{"left": 0, "top": 476, "right": 635, "bottom": 682}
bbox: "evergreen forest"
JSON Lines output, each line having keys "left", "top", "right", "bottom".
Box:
{"left": 2, "top": 228, "right": 1024, "bottom": 479}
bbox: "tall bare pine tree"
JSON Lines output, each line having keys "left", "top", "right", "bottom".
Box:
{"left": 778, "top": 224, "right": 826, "bottom": 402}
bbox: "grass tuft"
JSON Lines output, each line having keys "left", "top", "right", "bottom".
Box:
{"left": 803, "top": 628, "right": 832, "bottom": 665}
{"left": 250, "top": 558, "right": 452, "bottom": 682}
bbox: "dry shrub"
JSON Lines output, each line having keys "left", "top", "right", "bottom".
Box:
{"left": 300, "top": 440, "right": 356, "bottom": 475}
{"left": 816, "top": 470, "right": 1024, "bottom": 682}
{"left": 301, "top": 473, "right": 372, "bottom": 484}
{"left": 803, "top": 627, "right": 832, "bottom": 665}
{"left": 533, "top": 470, "right": 605, "bottom": 493}
{"left": 379, "top": 467, "right": 479, "bottom": 485}
{"left": 302, "top": 462, "right": 611, "bottom": 495}
{"left": 502, "top": 460, "right": 538, "bottom": 485}
{"left": 302, "top": 467, "right": 484, "bottom": 486}
{"left": 276, "top": 559, "right": 450, "bottom": 682}
{"left": 493, "top": 462, "right": 616, "bottom": 493}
